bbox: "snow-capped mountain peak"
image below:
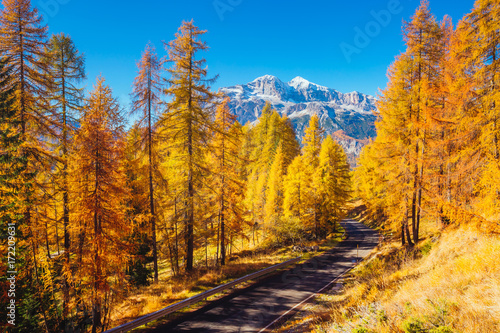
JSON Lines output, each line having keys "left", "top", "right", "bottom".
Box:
{"left": 252, "top": 74, "right": 281, "bottom": 83}
{"left": 247, "top": 75, "right": 289, "bottom": 99}
{"left": 287, "top": 76, "right": 331, "bottom": 92}
{"left": 288, "top": 76, "right": 312, "bottom": 89}
{"left": 220, "top": 75, "right": 377, "bottom": 165}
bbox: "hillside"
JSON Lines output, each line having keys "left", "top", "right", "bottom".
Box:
{"left": 273, "top": 210, "right": 500, "bottom": 333}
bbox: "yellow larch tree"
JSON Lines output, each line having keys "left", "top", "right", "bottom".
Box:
{"left": 265, "top": 142, "right": 286, "bottom": 224}
{"left": 283, "top": 154, "right": 306, "bottom": 219}
{"left": 69, "top": 77, "right": 129, "bottom": 333}
{"left": 0, "top": 0, "right": 61, "bottom": 328}
{"left": 315, "top": 135, "right": 351, "bottom": 236}
{"left": 162, "top": 20, "right": 218, "bottom": 271}
{"left": 402, "top": 0, "right": 444, "bottom": 242}
{"left": 44, "top": 32, "right": 86, "bottom": 320}
{"left": 301, "top": 114, "right": 324, "bottom": 237}
{"left": 211, "top": 98, "right": 247, "bottom": 265}
{"left": 131, "top": 42, "right": 163, "bottom": 282}
{"left": 375, "top": 52, "right": 418, "bottom": 245}
{"left": 466, "top": 0, "right": 500, "bottom": 220}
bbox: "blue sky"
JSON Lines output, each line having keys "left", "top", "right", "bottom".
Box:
{"left": 35, "top": 0, "right": 476, "bottom": 109}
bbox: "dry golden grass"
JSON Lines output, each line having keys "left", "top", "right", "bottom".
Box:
{"left": 274, "top": 221, "right": 500, "bottom": 333}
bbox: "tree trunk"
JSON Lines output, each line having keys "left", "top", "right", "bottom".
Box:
{"left": 44, "top": 212, "right": 51, "bottom": 258}
{"left": 172, "top": 197, "right": 179, "bottom": 274}
{"left": 54, "top": 199, "right": 60, "bottom": 255}
{"left": 186, "top": 139, "right": 194, "bottom": 271}
{"left": 220, "top": 132, "right": 226, "bottom": 265}
{"left": 61, "top": 53, "right": 71, "bottom": 321}
{"left": 415, "top": 161, "right": 423, "bottom": 243}
{"left": 401, "top": 220, "right": 406, "bottom": 246}
{"left": 404, "top": 199, "right": 413, "bottom": 247}
{"left": 411, "top": 141, "right": 419, "bottom": 241}
{"left": 220, "top": 206, "right": 225, "bottom": 265}
{"left": 147, "top": 73, "right": 158, "bottom": 283}
{"left": 92, "top": 137, "right": 101, "bottom": 333}
{"left": 185, "top": 42, "right": 195, "bottom": 272}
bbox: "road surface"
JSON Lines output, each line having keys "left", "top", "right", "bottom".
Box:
{"left": 149, "top": 219, "right": 378, "bottom": 332}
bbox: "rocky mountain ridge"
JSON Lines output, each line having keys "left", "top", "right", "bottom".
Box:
{"left": 220, "top": 75, "right": 377, "bottom": 164}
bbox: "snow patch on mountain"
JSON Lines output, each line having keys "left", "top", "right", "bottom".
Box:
{"left": 221, "top": 75, "right": 378, "bottom": 165}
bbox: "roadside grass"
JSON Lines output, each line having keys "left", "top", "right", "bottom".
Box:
{"left": 108, "top": 228, "right": 345, "bottom": 330}
{"left": 273, "top": 214, "right": 500, "bottom": 333}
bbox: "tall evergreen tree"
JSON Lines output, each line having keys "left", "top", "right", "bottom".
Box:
{"left": 69, "top": 77, "right": 129, "bottom": 333}
{"left": 265, "top": 143, "right": 286, "bottom": 223}
{"left": 162, "top": 20, "right": 218, "bottom": 271}
{"left": 211, "top": 98, "right": 246, "bottom": 265}
{"left": 0, "top": 0, "right": 55, "bottom": 149}
{"left": 374, "top": 52, "right": 416, "bottom": 245}
{"left": 123, "top": 123, "right": 153, "bottom": 285}
{"left": 283, "top": 154, "right": 306, "bottom": 219}
{"left": 356, "top": 1, "right": 445, "bottom": 244}
{"left": 315, "top": 136, "right": 351, "bottom": 236}
{"left": 466, "top": 0, "right": 500, "bottom": 219}
{"left": 44, "top": 31, "right": 85, "bottom": 319}
{"left": 0, "top": 0, "right": 55, "bottom": 225}
{"left": 0, "top": 56, "right": 20, "bottom": 236}
{"left": 301, "top": 114, "right": 324, "bottom": 237}
{"left": 0, "top": 1, "right": 59, "bottom": 329}
{"left": 402, "top": 0, "right": 444, "bottom": 242}
{"left": 0, "top": 56, "right": 27, "bottom": 328}
{"left": 131, "top": 42, "right": 163, "bottom": 282}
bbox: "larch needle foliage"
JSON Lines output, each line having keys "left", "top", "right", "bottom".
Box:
{"left": 0, "top": 0, "right": 55, "bottom": 153}
{"left": 162, "top": 20, "right": 219, "bottom": 272}
{"left": 0, "top": 57, "right": 24, "bottom": 325}
{"left": 300, "top": 114, "right": 325, "bottom": 237}
{"left": 210, "top": 98, "right": 247, "bottom": 266}
{"left": 316, "top": 136, "right": 351, "bottom": 235}
{"left": 0, "top": 58, "right": 20, "bottom": 237}
{"left": 131, "top": 42, "right": 163, "bottom": 282}
{"left": 0, "top": 0, "right": 55, "bottom": 241}
{"left": 355, "top": 0, "right": 500, "bottom": 243}
{"left": 0, "top": 0, "right": 65, "bottom": 331}
{"left": 69, "top": 77, "right": 129, "bottom": 333}
{"left": 44, "top": 31, "right": 86, "bottom": 320}
{"left": 244, "top": 109, "right": 351, "bottom": 245}
{"left": 0, "top": 9, "right": 358, "bottom": 331}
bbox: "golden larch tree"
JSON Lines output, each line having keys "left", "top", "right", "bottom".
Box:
{"left": 44, "top": 31, "right": 85, "bottom": 319}
{"left": 162, "top": 20, "right": 218, "bottom": 271}
{"left": 69, "top": 77, "right": 129, "bottom": 333}
{"left": 315, "top": 135, "right": 351, "bottom": 236}
{"left": 211, "top": 98, "right": 246, "bottom": 265}
{"left": 131, "top": 42, "right": 163, "bottom": 282}
{"left": 301, "top": 114, "right": 324, "bottom": 237}
{"left": 265, "top": 142, "right": 286, "bottom": 223}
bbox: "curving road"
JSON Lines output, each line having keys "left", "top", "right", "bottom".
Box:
{"left": 149, "top": 219, "right": 378, "bottom": 333}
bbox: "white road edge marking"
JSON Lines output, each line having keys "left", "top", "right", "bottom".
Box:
{"left": 258, "top": 264, "right": 356, "bottom": 333}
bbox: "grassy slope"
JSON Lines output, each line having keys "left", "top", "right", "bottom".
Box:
{"left": 274, "top": 209, "right": 500, "bottom": 333}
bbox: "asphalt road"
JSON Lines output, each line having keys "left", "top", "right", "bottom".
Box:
{"left": 150, "top": 219, "right": 378, "bottom": 333}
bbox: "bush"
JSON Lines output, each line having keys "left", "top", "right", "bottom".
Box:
{"left": 266, "top": 216, "right": 306, "bottom": 248}
{"left": 126, "top": 230, "right": 153, "bottom": 286}
{"left": 402, "top": 317, "right": 426, "bottom": 333}
{"left": 420, "top": 240, "right": 433, "bottom": 257}
{"left": 376, "top": 309, "right": 388, "bottom": 323}
{"left": 430, "top": 327, "right": 454, "bottom": 333}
